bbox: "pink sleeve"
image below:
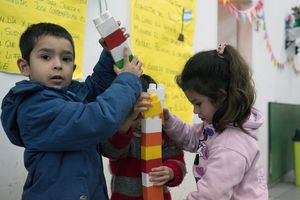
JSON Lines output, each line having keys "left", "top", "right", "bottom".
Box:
{"left": 187, "top": 147, "right": 247, "bottom": 200}
{"left": 163, "top": 114, "right": 203, "bottom": 152}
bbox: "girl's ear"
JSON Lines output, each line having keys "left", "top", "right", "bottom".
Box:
{"left": 17, "top": 58, "right": 30, "bottom": 77}
{"left": 73, "top": 64, "right": 76, "bottom": 71}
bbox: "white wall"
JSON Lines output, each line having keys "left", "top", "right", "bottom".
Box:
{"left": 1, "top": 0, "right": 300, "bottom": 199}
{"left": 252, "top": 0, "right": 300, "bottom": 176}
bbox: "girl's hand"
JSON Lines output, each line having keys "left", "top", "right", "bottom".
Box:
{"left": 163, "top": 108, "right": 170, "bottom": 120}
{"left": 149, "top": 166, "right": 174, "bottom": 186}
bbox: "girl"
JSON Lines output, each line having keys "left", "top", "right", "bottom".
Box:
{"left": 163, "top": 43, "right": 268, "bottom": 200}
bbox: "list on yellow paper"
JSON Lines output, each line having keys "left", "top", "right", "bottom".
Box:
{"left": 131, "top": 0, "right": 196, "bottom": 123}
{"left": 0, "top": 0, "right": 87, "bottom": 79}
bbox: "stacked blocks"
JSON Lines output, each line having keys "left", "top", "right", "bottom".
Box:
{"left": 142, "top": 93, "right": 162, "bottom": 118}
{"left": 93, "top": 11, "right": 133, "bottom": 69}
{"left": 141, "top": 84, "right": 164, "bottom": 200}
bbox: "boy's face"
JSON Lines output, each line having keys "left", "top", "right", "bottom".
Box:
{"left": 18, "top": 35, "right": 75, "bottom": 89}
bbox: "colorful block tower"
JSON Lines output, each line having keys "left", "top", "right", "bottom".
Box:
{"left": 141, "top": 83, "right": 165, "bottom": 200}
{"left": 93, "top": 10, "right": 133, "bottom": 69}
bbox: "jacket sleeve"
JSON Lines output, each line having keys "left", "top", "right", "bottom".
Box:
{"left": 186, "top": 147, "right": 247, "bottom": 200}
{"left": 84, "top": 50, "right": 117, "bottom": 100}
{"left": 163, "top": 114, "right": 203, "bottom": 152}
{"left": 101, "top": 127, "right": 134, "bottom": 159}
{"left": 163, "top": 151, "right": 186, "bottom": 187}
{"left": 18, "top": 73, "right": 141, "bottom": 151}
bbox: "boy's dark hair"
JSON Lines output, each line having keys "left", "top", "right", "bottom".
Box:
{"left": 140, "top": 74, "right": 157, "bottom": 92}
{"left": 176, "top": 45, "right": 255, "bottom": 134}
{"left": 19, "top": 22, "right": 75, "bottom": 63}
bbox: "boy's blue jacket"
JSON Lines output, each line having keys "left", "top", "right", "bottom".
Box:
{"left": 1, "top": 51, "right": 141, "bottom": 200}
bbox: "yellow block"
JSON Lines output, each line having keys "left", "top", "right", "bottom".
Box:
{"left": 141, "top": 145, "right": 162, "bottom": 160}
{"left": 294, "top": 141, "right": 300, "bottom": 186}
{"left": 142, "top": 93, "right": 162, "bottom": 118}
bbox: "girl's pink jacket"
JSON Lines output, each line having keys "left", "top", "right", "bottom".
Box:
{"left": 163, "top": 108, "right": 268, "bottom": 200}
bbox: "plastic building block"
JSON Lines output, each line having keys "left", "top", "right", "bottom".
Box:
{"left": 141, "top": 158, "right": 162, "bottom": 173}
{"left": 141, "top": 116, "right": 162, "bottom": 133}
{"left": 142, "top": 93, "right": 162, "bottom": 118}
{"left": 93, "top": 10, "right": 133, "bottom": 69}
{"left": 141, "top": 132, "right": 162, "bottom": 146}
{"left": 141, "top": 83, "right": 164, "bottom": 200}
{"left": 141, "top": 145, "right": 162, "bottom": 160}
{"left": 142, "top": 186, "right": 164, "bottom": 200}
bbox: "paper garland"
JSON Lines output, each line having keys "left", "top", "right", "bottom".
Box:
{"left": 222, "top": 0, "right": 300, "bottom": 75}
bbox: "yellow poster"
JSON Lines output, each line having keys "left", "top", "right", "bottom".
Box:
{"left": 0, "top": 0, "right": 87, "bottom": 79}
{"left": 131, "top": 0, "right": 196, "bottom": 123}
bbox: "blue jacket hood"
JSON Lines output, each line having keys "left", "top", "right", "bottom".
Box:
{"left": 1, "top": 80, "right": 44, "bottom": 147}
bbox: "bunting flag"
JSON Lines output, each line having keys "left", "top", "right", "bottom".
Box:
{"left": 183, "top": 10, "right": 193, "bottom": 22}
{"left": 222, "top": 0, "right": 300, "bottom": 75}
{"left": 224, "top": 0, "right": 263, "bottom": 24}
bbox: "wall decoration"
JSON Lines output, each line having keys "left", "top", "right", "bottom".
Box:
{"left": 131, "top": 0, "right": 196, "bottom": 123}
{"left": 222, "top": 0, "right": 300, "bottom": 75}
{"left": 0, "top": 0, "right": 87, "bottom": 79}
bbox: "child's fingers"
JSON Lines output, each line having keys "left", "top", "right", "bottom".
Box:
{"left": 139, "top": 92, "right": 151, "bottom": 100}
{"left": 163, "top": 108, "right": 170, "bottom": 120}
{"left": 149, "top": 172, "right": 170, "bottom": 186}
{"left": 123, "top": 47, "right": 130, "bottom": 66}
{"left": 130, "top": 56, "right": 139, "bottom": 65}
{"left": 124, "top": 33, "right": 130, "bottom": 39}
{"left": 151, "top": 166, "right": 165, "bottom": 172}
{"left": 151, "top": 178, "right": 168, "bottom": 186}
{"left": 113, "top": 65, "right": 121, "bottom": 75}
{"left": 98, "top": 38, "right": 109, "bottom": 51}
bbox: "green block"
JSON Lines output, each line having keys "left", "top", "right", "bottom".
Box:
{"left": 115, "top": 54, "right": 134, "bottom": 69}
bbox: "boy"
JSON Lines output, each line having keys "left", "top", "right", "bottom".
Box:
{"left": 1, "top": 22, "right": 143, "bottom": 200}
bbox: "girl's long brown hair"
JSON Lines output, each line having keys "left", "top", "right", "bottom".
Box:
{"left": 176, "top": 45, "right": 255, "bottom": 133}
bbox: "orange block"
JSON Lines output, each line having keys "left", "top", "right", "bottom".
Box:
{"left": 141, "top": 132, "right": 162, "bottom": 146}
{"left": 143, "top": 185, "right": 164, "bottom": 200}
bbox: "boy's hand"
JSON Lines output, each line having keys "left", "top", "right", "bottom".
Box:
{"left": 149, "top": 166, "right": 174, "bottom": 186}
{"left": 114, "top": 47, "right": 143, "bottom": 77}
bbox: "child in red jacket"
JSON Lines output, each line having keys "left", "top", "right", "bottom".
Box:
{"left": 101, "top": 74, "right": 186, "bottom": 200}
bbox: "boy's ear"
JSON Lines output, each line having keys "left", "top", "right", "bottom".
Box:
{"left": 73, "top": 64, "right": 76, "bottom": 71}
{"left": 17, "top": 58, "right": 30, "bottom": 77}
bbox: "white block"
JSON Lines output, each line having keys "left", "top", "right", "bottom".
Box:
{"left": 141, "top": 116, "right": 162, "bottom": 133}
{"left": 93, "top": 11, "right": 119, "bottom": 37}
{"left": 142, "top": 172, "right": 153, "bottom": 187}
{"left": 110, "top": 42, "right": 132, "bottom": 62}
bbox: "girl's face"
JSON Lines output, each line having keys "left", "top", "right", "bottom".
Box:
{"left": 184, "top": 90, "right": 217, "bottom": 124}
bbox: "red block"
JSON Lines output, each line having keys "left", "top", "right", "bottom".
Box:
{"left": 141, "top": 158, "right": 162, "bottom": 173}
{"left": 103, "top": 28, "right": 127, "bottom": 50}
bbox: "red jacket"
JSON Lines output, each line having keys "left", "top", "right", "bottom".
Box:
{"left": 101, "top": 127, "right": 186, "bottom": 200}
